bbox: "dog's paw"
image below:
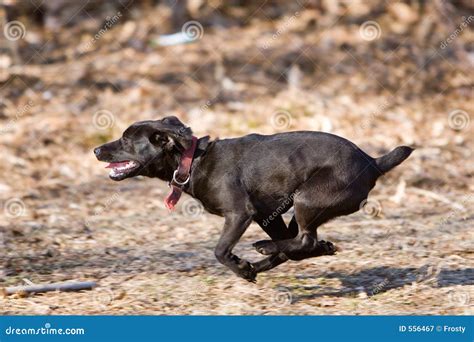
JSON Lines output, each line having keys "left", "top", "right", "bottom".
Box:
{"left": 318, "top": 240, "right": 337, "bottom": 255}
{"left": 253, "top": 240, "right": 279, "bottom": 255}
{"left": 237, "top": 261, "right": 257, "bottom": 283}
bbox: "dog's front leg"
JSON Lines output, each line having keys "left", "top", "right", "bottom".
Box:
{"left": 214, "top": 214, "right": 256, "bottom": 282}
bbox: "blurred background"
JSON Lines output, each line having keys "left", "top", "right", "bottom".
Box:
{"left": 0, "top": 0, "right": 472, "bottom": 314}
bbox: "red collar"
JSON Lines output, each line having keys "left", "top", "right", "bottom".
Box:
{"left": 164, "top": 136, "right": 198, "bottom": 211}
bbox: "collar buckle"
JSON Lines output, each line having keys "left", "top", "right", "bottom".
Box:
{"left": 171, "top": 169, "right": 190, "bottom": 186}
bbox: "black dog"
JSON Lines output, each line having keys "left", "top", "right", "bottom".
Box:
{"left": 94, "top": 116, "right": 413, "bottom": 282}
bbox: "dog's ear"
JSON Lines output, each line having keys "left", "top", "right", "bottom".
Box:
{"left": 151, "top": 116, "right": 193, "bottom": 151}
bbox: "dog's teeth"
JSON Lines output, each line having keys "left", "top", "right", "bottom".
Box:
{"left": 108, "top": 161, "right": 137, "bottom": 177}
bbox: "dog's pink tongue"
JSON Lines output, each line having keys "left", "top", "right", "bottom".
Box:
{"left": 105, "top": 162, "right": 128, "bottom": 168}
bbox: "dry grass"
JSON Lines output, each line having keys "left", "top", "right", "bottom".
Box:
{"left": 0, "top": 2, "right": 472, "bottom": 315}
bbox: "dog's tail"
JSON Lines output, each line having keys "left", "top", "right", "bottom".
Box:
{"left": 375, "top": 146, "right": 414, "bottom": 175}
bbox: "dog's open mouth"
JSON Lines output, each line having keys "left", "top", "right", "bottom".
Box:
{"left": 105, "top": 160, "right": 140, "bottom": 180}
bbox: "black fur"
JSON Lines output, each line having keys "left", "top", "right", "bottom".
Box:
{"left": 94, "top": 116, "right": 413, "bottom": 282}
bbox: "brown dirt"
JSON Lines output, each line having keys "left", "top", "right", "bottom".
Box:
{"left": 0, "top": 1, "right": 472, "bottom": 315}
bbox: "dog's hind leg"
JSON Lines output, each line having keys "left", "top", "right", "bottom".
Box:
{"left": 253, "top": 215, "right": 336, "bottom": 260}
{"left": 254, "top": 214, "right": 298, "bottom": 241}
{"left": 254, "top": 180, "right": 338, "bottom": 260}
{"left": 251, "top": 215, "right": 297, "bottom": 273}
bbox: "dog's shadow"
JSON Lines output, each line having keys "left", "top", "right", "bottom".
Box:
{"left": 286, "top": 266, "right": 474, "bottom": 303}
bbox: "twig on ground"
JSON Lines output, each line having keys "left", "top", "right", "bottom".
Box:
{"left": 2, "top": 281, "right": 97, "bottom": 297}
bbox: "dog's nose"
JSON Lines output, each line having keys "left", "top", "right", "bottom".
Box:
{"left": 94, "top": 147, "right": 101, "bottom": 156}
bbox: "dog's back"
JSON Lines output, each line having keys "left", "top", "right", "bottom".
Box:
{"left": 203, "top": 131, "right": 412, "bottom": 217}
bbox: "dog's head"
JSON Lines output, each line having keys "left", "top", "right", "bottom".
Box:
{"left": 94, "top": 116, "right": 193, "bottom": 181}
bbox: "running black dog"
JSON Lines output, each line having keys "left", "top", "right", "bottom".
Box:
{"left": 94, "top": 116, "right": 413, "bottom": 282}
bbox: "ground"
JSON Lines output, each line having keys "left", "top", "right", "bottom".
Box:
{"left": 0, "top": 1, "right": 472, "bottom": 314}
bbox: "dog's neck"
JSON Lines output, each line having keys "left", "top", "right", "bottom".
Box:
{"left": 145, "top": 136, "right": 211, "bottom": 183}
